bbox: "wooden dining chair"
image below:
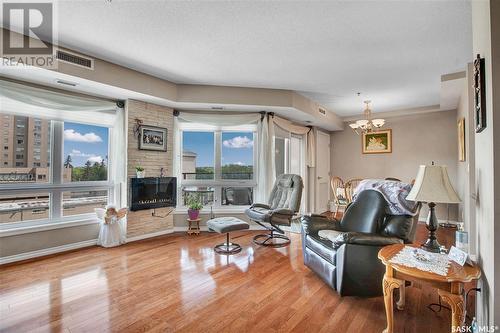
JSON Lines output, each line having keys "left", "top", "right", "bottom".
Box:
{"left": 330, "top": 176, "right": 348, "bottom": 219}
{"left": 345, "top": 178, "right": 364, "bottom": 203}
{"left": 385, "top": 177, "right": 402, "bottom": 182}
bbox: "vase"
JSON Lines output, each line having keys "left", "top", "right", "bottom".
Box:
{"left": 136, "top": 171, "right": 145, "bottom": 178}
{"left": 188, "top": 209, "right": 200, "bottom": 220}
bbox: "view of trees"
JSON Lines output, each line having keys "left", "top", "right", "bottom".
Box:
{"left": 65, "top": 155, "right": 108, "bottom": 181}
{"left": 194, "top": 164, "right": 253, "bottom": 179}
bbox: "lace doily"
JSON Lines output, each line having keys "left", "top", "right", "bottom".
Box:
{"left": 389, "top": 246, "right": 450, "bottom": 276}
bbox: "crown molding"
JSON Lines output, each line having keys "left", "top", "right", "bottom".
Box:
{"left": 342, "top": 105, "right": 446, "bottom": 122}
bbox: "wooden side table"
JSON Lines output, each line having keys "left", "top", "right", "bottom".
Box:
{"left": 187, "top": 218, "right": 201, "bottom": 235}
{"left": 378, "top": 244, "right": 481, "bottom": 333}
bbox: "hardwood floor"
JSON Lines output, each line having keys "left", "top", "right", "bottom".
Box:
{"left": 1, "top": 231, "right": 455, "bottom": 333}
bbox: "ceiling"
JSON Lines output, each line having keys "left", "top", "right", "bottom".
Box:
{"left": 5, "top": 1, "right": 472, "bottom": 117}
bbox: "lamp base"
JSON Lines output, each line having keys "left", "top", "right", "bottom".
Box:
{"left": 421, "top": 239, "right": 441, "bottom": 253}
{"left": 421, "top": 202, "right": 442, "bottom": 253}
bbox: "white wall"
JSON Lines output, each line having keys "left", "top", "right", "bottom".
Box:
{"left": 456, "top": 64, "right": 477, "bottom": 254}
{"left": 471, "top": 0, "right": 500, "bottom": 326}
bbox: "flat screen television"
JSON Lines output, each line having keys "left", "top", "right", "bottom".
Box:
{"left": 130, "top": 177, "right": 177, "bottom": 211}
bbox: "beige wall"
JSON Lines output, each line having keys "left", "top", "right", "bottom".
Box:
{"left": 330, "top": 110, "right": 459, "bottom": 221}
{"left": 126, "top": 100, "right": 175, "bottom": 238}
{"left": 471, "top": 0, "right": 500, "bottom": 325}
{"left": 0, "top": 224, "right": 99, "bottom": 258}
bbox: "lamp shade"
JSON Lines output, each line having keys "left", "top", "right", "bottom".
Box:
{"left": 406, "top": 165, "right": 461, "bottom": 203}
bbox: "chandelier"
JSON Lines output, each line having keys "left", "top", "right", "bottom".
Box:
{"left": 349, "top": 100, "right": 385, "bottom": 135}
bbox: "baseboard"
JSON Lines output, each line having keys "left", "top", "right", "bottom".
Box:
{"left": 126, "top": 229, "right": 175, "bottom": 242}
{"left": 0, "top": 239, "right": 98, "bottom": 265}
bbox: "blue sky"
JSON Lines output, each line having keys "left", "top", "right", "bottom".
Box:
{"left": 63, "top": 122, "right": 109, "bottom": 167}
{"left": 183, "top": 131, "right": 254, "bottom": 167}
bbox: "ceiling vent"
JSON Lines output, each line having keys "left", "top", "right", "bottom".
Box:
{"left": 318, "top": 107, "right": 327, "bottom": 116}
{"left": 56, "top": 49, "right": 94, "bottom": 69}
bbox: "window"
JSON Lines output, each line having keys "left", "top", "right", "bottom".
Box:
{"left": 62, "top": 190, "right": 107, "bottom": 216}
{"left": 221, "top": 132, "right": 254, "bottom": 180}
{"left": 181, "top": 132, "right": 214, "bottom": 180}
{"left": 274, "top": 134, "right": 303, "bottom": 177}
{"left": 0, "top": 193, "right": 49, "bottom": 223}
{"left": 274, "top": 132, "right": 305, "bottom": 212}
{"left": 179, "top": 126, "right": 257, "bottom": 209}
{"left": 63, "top": 122, "right": 109, "bottom": 182}
{"left": 0, "top": 113, "right": 113, "bottom": 226}
{"left": 275, "top": 137, "right": 287, "bottom": 178}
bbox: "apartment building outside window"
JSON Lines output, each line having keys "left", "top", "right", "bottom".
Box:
{"left": 0, "top": 114, "right": 111, "bottom": 225}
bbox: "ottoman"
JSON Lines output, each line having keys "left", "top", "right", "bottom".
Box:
{"left": 207, "top": 217, "right": 250, "bottom": 254}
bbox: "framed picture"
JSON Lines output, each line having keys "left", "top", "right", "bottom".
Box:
{"left": 139, "top": 125, "right": 167, "bottom": 151}
{"left": 362, "top": 129, "right": 392, "bottom": 154}
{"left": 473, "top": 54, "right": 486, "bottom": 133}
{"left": 458, "top": 117, "right": 466, "bottom": 162}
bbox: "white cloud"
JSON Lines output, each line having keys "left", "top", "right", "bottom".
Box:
{"left": 235, "top": 161, "right": 244, "bottom": 166}
{"left": 87, "top": 156, "right": 103, "bottom": 164}
{"left": 69, "top": 149, "right": 92, "bottom": 157}
{"left": 64, "top": 129, "right": 102, "bottom": 143}
{"left": 222, "top": 136, "right": 253, "bottom": 149}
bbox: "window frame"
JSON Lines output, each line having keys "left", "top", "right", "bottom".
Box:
{"left": 0, "top": 117, "right": 113, "bottom": 230}
{"left": 177, "top": 123, "right": 258, "bottom": 211}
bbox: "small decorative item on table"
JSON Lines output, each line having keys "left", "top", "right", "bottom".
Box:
{"left": 378, "top": 244, "right": 481, "bottom": 333}
{"left": 187, "top": 218, "right": 201, "bottom": 235}
{"left": 135, "top": 166, "right": 145, "bottom": 178}
{"left": 186, "top": 193, "right": 203, "bottom": 220}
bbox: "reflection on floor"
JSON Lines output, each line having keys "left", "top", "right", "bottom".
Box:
{"left": 0, "top": 231, "right": 452, "bottom": 332}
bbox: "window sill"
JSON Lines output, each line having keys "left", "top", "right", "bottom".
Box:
{"left": 174, "top": 207, "right": 250, "bottom": 215}
{"left": 0, "top": 215, "right": 100, "bottom": 237}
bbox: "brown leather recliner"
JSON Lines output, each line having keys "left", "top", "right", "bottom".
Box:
{"left": 301, "top": 189, "right": 421, "bottom": 297}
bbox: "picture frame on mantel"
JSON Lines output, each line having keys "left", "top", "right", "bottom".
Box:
{"left": 362, "top": 129, "right": 392, "bottom": 154}
{"left": 473, "top": 54, "right": 486, "bottom": 133}
{"left": 458, "top": 117, "right": 466, "bottom": 162}
{"left": 139, "top": 125, "right": 167, "bottom": 151}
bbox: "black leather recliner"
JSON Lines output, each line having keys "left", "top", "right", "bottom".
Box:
{"left": 301, "top": 190, "right": 421, "bottom": 297}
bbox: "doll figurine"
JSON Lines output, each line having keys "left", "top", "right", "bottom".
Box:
{"left": 97, "top": 204, "right": 128, "bottom": 247}
{"left": 104, "top": 205, "right": 127, "bottom": 224}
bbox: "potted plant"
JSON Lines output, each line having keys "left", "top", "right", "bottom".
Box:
{"left": 135, "top": 166, "right": 145, "bottom": 178}
{"left": 187, "top": 194, "right": 203, "bottom": 220}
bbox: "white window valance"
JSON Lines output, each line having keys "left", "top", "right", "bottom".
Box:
{"left": 177, "top": 111, "right": 260, "bottom": 128}
{"left": 273, "top": 116, "right": 310, "bottom": 135}
{"left": 273, "top": 116, "right": 316, "bottom": 168}
{"left": 0, "top": 80, "right": 117, "bottom": 126}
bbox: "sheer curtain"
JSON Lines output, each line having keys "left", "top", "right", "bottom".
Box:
{"left": 0, "top": 79, "right": 117, "bottom": 125}
{"left": 256, "top": 113, "right": 276, "bottom": 202}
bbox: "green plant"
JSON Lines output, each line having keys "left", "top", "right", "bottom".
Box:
{"left": 186, "top": 194, "right": 203, "bottom": 211}
{"left": 135, "top": 166, "right": 144, "bottom": 172}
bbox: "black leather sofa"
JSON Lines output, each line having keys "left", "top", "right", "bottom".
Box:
{"left": 301, "top": 190, "right": 421, "bottom": 297}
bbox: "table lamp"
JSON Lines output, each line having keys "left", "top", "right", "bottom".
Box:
{"left": 406, "top": 164, "right": 461, "bottom": 253}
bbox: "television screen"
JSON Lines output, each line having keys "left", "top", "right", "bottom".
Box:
{"left": 130, "top": 177, "right": 177, "bottom": 211}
